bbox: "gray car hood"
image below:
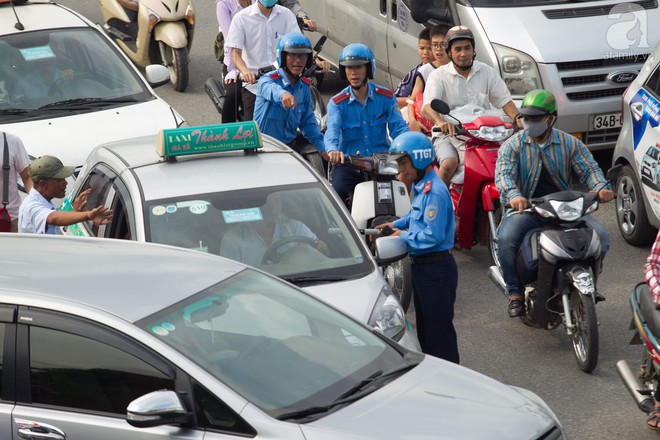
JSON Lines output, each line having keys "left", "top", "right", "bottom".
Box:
{"left": 301, "top": 356, "right": 558, "bottom": 440}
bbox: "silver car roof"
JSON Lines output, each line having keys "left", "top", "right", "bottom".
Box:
{"left": 0, "top": 234, "right": 246, "bottom": 322}
{"left": 94, "top": 134, "right": 321, "bottom": 201}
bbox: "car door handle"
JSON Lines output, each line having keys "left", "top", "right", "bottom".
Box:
{"left": 15, "top": 418, "right": 66, "bottom": 440}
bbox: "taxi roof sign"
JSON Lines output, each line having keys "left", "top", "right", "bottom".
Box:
{"left": 157, "top": 121, "right": 262, "bottom": 158}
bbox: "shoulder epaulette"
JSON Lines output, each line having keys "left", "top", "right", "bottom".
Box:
{"left": 374, "top": 87, "right": 394, "bottom": 98}
{"left": 301, "top": 76, "right": 311, "bottom": 86}
{"left": 269, "top": 72, "right": 282, "bottom": 80}
{"left": 332, "top": 92, "right": 350, "bottom": 104}
{"left": 423, "top": 180, "right": 432, "bottom": 194}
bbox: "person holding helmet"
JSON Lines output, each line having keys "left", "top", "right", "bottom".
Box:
{"left": 376, "top": 132, "right": 458, "bottom": 363}
{"left": 421, "top": 25, "right": 522, "bottom": 187}
{"left": 254, "top": 33, "right": 327, "bottom": 159}
{"left": 495, "top": 89, "right": 615, "bottom": 318}
{"left": 324, "top": 43, "right": 409, "bottom": 205}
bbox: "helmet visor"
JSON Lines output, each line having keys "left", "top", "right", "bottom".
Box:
{"left": 519, "top": 106, "right": 550, "bottom": 116}
{"left": 284, "top": 46, "right": 312, "bottom": 54}
{"left": 340, "top": 56, "right": 369, "bottom": 66}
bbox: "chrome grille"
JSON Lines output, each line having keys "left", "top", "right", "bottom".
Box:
{"left": 543, "top": 0, "right": 657, "bottom": 19}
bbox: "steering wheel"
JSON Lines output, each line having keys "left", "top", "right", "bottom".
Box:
{"left": 48, "top": 71, "right": 97, "bottom": 97}
{"left": 261, "top": 235, "right": 316, "bottom": 264}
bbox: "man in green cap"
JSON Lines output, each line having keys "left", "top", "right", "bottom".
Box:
{"left": 495, "top": 89, "right": 615, "bottom": 318}
{"left": 18, "top": 155, "right": 112, "bottom": 234}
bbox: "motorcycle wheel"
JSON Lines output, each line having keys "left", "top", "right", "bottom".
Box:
{"left": 161, "top": 43, "right": 189, "bottom": 92}
{"left": 570, "top": 288, "right": 599, "bottom": 373}
{"left": 487, "top": 205, "right": 502, "bottom": 266}
{"left": 384, "top": 257, "right": 413, "bottom": 312}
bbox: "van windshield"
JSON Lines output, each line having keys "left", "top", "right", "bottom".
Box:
{"left": 461, "top": 0, "right": 621, "bottom": 6}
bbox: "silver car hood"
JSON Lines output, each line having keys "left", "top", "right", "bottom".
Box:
{"left": 301, "top": 356, "right": 559, "bottom": 440}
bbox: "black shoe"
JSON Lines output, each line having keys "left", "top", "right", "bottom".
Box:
{"left": 508, "top": 298, "right": 525, "bottom": 318}
{"left": 595, "top": 292, "right": 606, "bottom": 303}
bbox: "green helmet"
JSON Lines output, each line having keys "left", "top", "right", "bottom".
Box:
{"left": 520, "top": 89, "right": 557, "bottom": 116}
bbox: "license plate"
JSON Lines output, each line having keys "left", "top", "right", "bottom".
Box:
{"left": 592, "top": 112, "right": 623, "bottom": 130}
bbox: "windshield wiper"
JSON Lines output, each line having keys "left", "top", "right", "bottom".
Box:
{"left": 276, "top": 362, "right": 418, "bottom": 421}
{"left": 39, "top": 97, "right": 138, "bottom": 109}
{"left": 0, "top": 108, "right": 31, "bottom": 115}
{"left": 282, "top": 274, "right": 349, "bottom": 284}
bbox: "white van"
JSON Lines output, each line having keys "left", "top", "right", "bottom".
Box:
{"left": 302, "top": 0, "right": 659, "bottom": 150}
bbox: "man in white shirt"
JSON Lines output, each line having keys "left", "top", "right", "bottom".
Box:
{"left": 422, "top": 26, "right": 521, "bottom": 186}
{"left": 0, "top": 132, "right": 32, "bottom": 232}
{"left": 225, "top": 0, "right": 300, "bottom": 120}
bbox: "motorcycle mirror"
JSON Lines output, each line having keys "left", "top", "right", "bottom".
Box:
{"left": 430, "top": 99, "right": 451, "bottom": 115}
{"left": 313, "top": 36, "right": 327, "bottom": 53}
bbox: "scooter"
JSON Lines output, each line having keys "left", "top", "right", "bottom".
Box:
{"left": 430, "top": 99, "right": 514, "bottom": 264}
{"left": 100, "top": 0, "right": 194, "bottom": 92}
{"left": 616, "top": 282, "right": 660, "bottom": 421}
{"left": 205, "top": 36, "right": 328, "bottom": 176}
{"left": 488, "top": 165, "right": 621, "bottom": 373}
{"left": 340, "top": 154, "right": 413, "bottom": 311}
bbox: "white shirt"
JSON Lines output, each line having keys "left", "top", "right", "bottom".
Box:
{"left": 423, "top": 60, "right": 512, "bottom": 113}
{"left": 0, "top": 132, "right": 30, "bottom": 219}
{"left": 225, "top": 3, "right": 300, "bottom": 94}
{"left": 18, "top": 188, "right": 59, "bottom": 235}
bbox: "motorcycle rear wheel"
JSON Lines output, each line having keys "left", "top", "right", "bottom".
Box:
{"left": 487, "top": 205, "right": 502, "bottom": 267}
{"left": 384, "top": 257, "right": 413, "bottom": 312}
{"left": 161, "top": 43, "right": 189, "bottom": 92}
{"left": 570, "top": 288, "right": 599, "bottom": 373}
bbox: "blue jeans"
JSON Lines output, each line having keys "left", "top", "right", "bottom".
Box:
{"left": 331, "top": 165, "right": 367, "bottom": 204}
{"left": 497, "top": 211, "right": 609, "bottom": 296}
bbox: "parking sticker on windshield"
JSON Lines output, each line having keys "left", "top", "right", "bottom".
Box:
{"left": 161, "top": 322, "right": 176, "bottom": 331}
{"left": 151, "top": 326, "right": 169, "bottom": 336}
{"left": 152, "top": 206, "right": 166, "bottom": 216}
{"left": 222, "top": 208, "right": 263, "bottom": 223}
{"left": 166, "top": 205, "right": 178, "bottom": 214}
{"left": 19, "top": 45, "right": 56, "bottom": 61}
{"left": 189, "top": 203, "right": 208, "bottom": 215}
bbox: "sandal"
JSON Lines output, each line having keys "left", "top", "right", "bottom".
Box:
{"left": 648, "top": 406, "right": 660, "bottom": 431}
{"left": 508, "top": 295, "right": 525, "bottom": 318}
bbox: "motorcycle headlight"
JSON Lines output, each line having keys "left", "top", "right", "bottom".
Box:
{"left": 468, "top": 125, "right": 513, "bottom": 142}
{"left": 549, "top": 198, "right": 583, "bottom": 221}
{"left": 369, "top": 287, "right": 405, "bottom": 342}
{"left": 493, "top": 43, "right": 542, "bottom": 99}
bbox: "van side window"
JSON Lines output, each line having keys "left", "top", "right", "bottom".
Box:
{"left": 644, "top": 68, "right": 660, "bottom": 100}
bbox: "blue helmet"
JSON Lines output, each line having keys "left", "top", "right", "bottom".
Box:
{"left": 389, "top": 132, "right": 435, "bottom": 170}
{"left": 339, "top": 43, "right": 375, "bottom": 80}
{"left": 276, "top": 33, "right": 313, "bottom": 70}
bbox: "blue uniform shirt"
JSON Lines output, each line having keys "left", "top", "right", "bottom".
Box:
{"left": 393, "top": 171, "right": 454, "bottom": 255}
{"left": 324, "top": 82, "right": 409, "bottom": 156}
{"left": 253, "top": 68, "right": 324, "bottom": 151}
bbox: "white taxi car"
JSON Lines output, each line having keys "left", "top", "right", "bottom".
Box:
{"left": 0, "top": 233, "right": 565, "bottom": 439}
{"left": 61, "top": 121, "right": 419, "bottom": 350}
{"left": 613, "top": 42, "right": 660, "bottom": 245}
{"left": 0, "top": 0, "right": 185, "bottom": 169}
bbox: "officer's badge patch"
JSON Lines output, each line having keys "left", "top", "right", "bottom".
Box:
{"left": 425, "top": 204, "right": 438, "bottom": 221}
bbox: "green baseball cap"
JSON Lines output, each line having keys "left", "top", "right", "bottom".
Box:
{"left": 29, "top": 155, "right": 75, "bottom": 183}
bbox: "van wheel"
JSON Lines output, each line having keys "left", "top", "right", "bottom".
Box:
{"left": 616, "top": 164, "right": 657, "bottom": 245}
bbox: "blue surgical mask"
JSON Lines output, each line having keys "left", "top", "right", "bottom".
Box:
{"left": 259, "top": 0, "right": 277, "bottom": 8}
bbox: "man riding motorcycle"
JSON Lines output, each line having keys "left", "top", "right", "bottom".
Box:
{"left": 495, "top": 89, "right": 614, "bottom": 318}
{"left": 421, "top": 25, "right": 521, "bottom": 186}
{"left": 324, "top": 43, "right": 408, "bottom": 205}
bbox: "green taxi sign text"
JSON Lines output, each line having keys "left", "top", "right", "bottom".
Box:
{"left": 157, "top": 121, "right": 262, "bottom": 158}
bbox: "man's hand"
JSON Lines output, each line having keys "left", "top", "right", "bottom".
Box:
{"left": 509, "top": 196, "right": 529, "bottom": 213}
{"left": 597, "top": 188, "right": 615, "bottom": 203}
{"left": 241, "top": 70, "right": 257, "bottom": 84}
{"left": 409, "top": 117, "right": 427, "bottom": 133}
{"left": 281, "top": 92, "right": 296, "bottom": 109}
{"left": 88, "top": 206, "right": 113, "bottom": 225}
{"left": 435, "top": 120, "right": 455, "bottom": 136}
{"left": 303, "top": 18, "right": 317, "bottom": 31}
{"left": 321, "top": 151, "right": 330, "bottom": 161}
{"left": 72, "top": 189, "right": 91, "bottom": 212}
{"left": 316, "top": 59, "right": 331, "bottom": 74}
{"left": 375, "top": 222, "right": 402, "bottom": 236}
{"left": 328, "top": 151, "right": 344, "bottom": 164}
{"left": 315, "top": 237, "right": 329, "bottom": 254}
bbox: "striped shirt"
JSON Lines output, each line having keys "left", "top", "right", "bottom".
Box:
{"left": 495, "top": 128, "right": 607, "bottom": 204}
{"left": 645, "top": 230, "right": 660, "bottom": 304}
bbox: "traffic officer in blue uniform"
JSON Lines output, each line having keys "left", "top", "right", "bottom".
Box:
{"left": 377, "top": 132, "right": 459, "bottom": 363}
{"left": 325, "top": 43, "right": 409, "bottom": 204}
{"left": 253, "top": 33, "right": 326, "bottom": 158}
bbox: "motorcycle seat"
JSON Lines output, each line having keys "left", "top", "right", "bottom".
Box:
{"left": 638, "top": 282, "right": 660, "bottom": 337}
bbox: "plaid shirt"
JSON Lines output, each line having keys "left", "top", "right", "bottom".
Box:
{"left": 495, "top": 128, "right": 608, "bottom": 204}
{"left": 645, "top": 230, "right": 660, "bottom": 304}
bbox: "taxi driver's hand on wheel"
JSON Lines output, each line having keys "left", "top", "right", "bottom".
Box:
{"left": 328, "top": 151, "right": 344, "bottom": 164}
{"left": 281, "top": 92, "right": 296, "bottom": 109}
{"left": 509, "top": 196, "right": 529, "bottom": 213}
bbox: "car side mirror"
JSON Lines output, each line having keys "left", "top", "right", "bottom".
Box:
{"left": 374, "top": 236, "right": 407, "bottom": 266}
{"left": 145, "top": 65, "right": 170, "bottom": 88}
{"left": 127, "top": 390, "right": 191, "bottom": 428}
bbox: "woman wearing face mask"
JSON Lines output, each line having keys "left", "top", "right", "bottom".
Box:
{"left": 494, "top": 89, "right": 615, "bottom": 319}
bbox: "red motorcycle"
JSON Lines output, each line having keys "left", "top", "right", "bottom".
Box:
{"left": 430, "top": 99, "right": 515, "bottom": 264}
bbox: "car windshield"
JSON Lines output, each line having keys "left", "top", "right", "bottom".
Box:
{"left": 0, "top": 28, "right": 150, "bottom": 117}
{"left": 137, "top": 270, "right": 411, "bottom": 418}
{"left": 144, "top": 184, "right": 373, "bottom": 283}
